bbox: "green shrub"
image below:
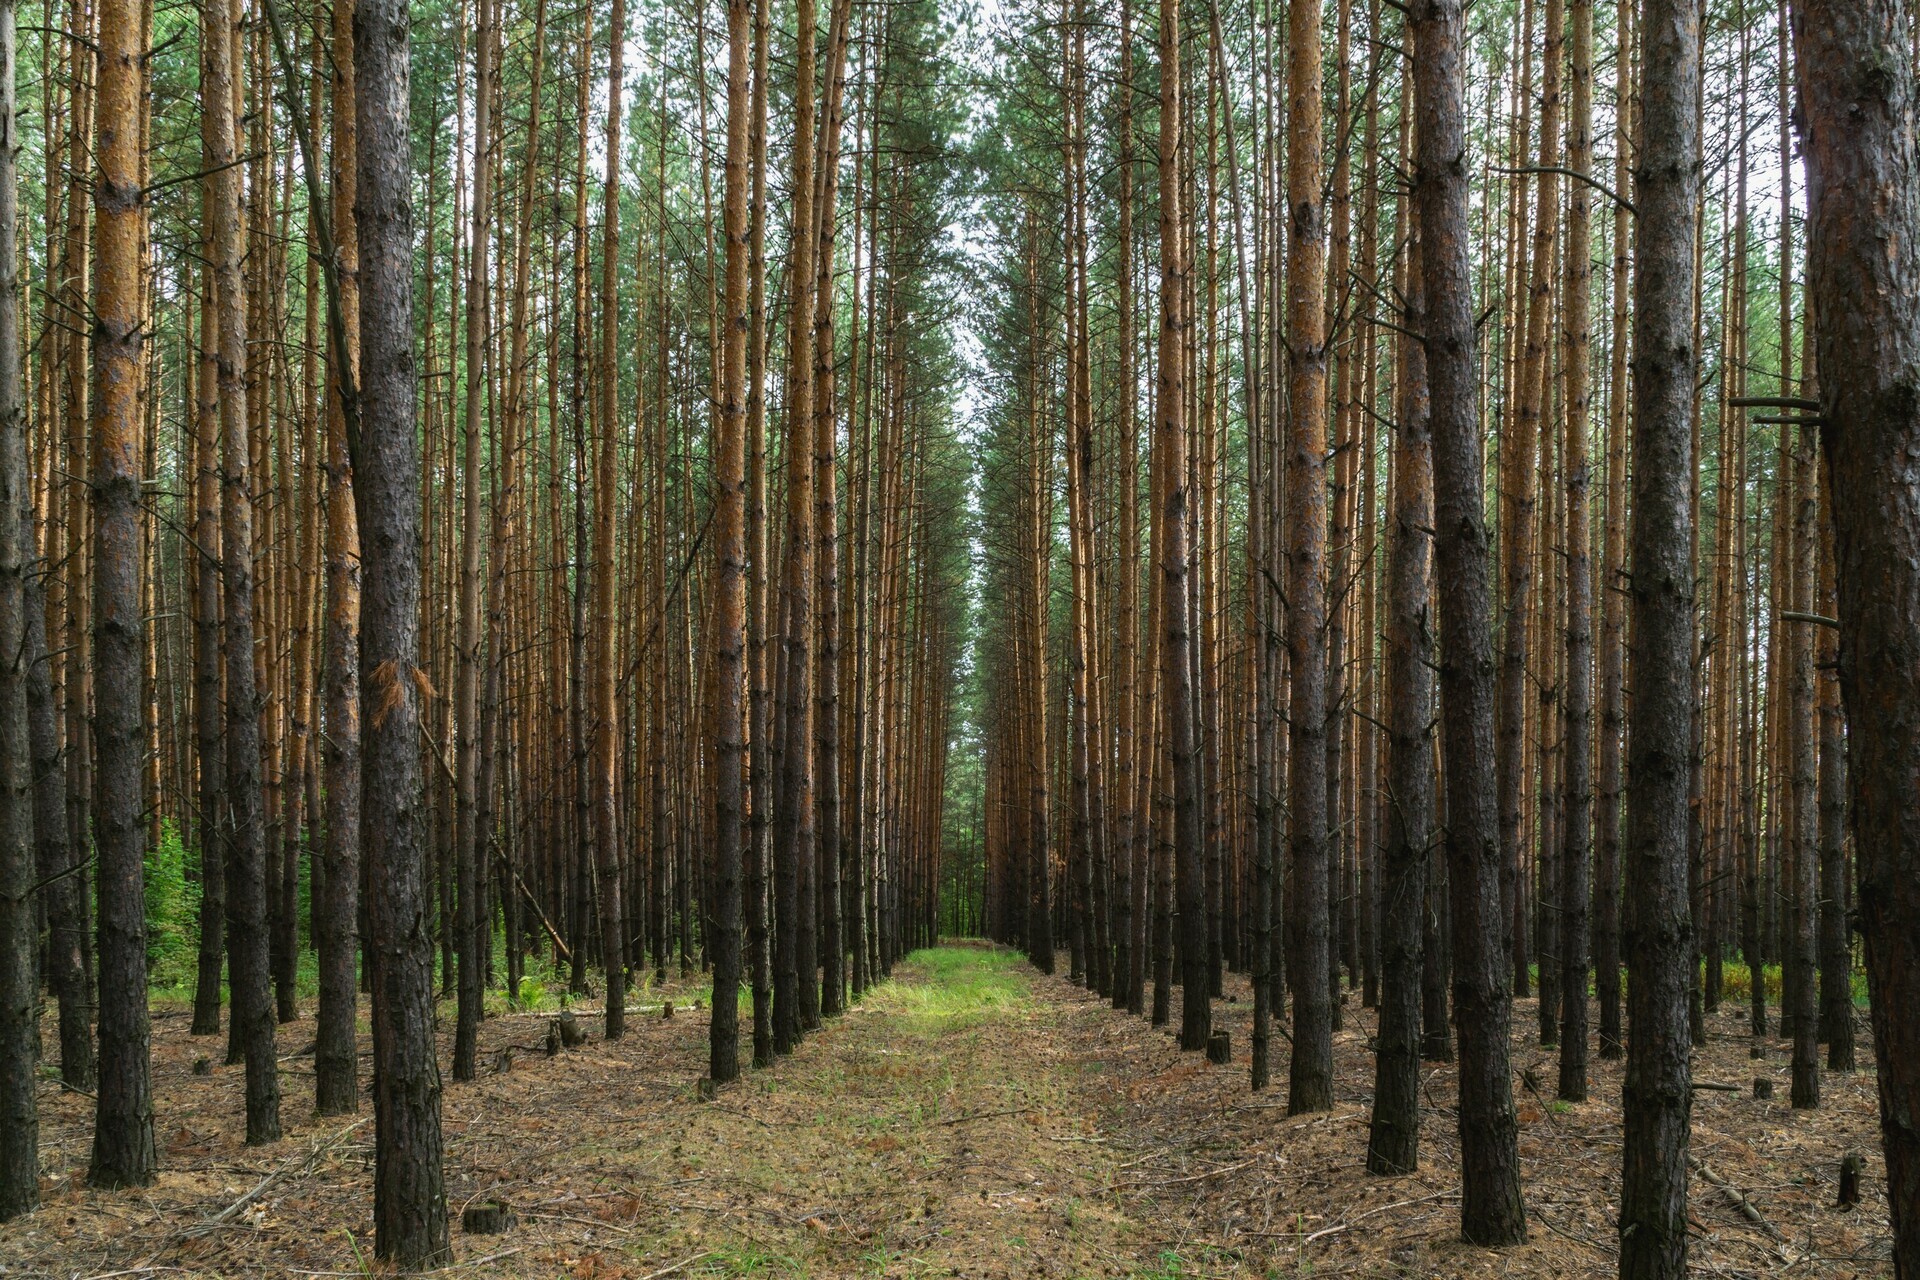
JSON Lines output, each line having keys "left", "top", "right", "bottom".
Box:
{"left": 145, "top": 819, "right": 201, "bottom": 988}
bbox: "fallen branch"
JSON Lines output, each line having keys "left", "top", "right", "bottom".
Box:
{"left": 1290, "top": 1192, "right": 1459, "bottom": 1246}
{"left": 1689, "top": 1155, "right": 1789, "bottom": 1249}
{"left": 636, "top": 1252, "right": 712, "bottom": 1280}
{"left": 1111, "top": 1155, "right": 1259, "bottom": 1191}
{"left": 938, "top": 1105, "right": 1031, "bottom": 1126}
{"left": 190, "top": 1117, "right": 372, "bottom": 1237}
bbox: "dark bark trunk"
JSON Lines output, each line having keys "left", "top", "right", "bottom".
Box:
{"left": 356, "top": 0, "right": 452, "bottom": 1256}
{"left": 1557, "top": 0, "right": 1594, "bottom": 1105}
{"left": 709, "top": 0, "right": 751, "bottom": 1086}
{"left": 189, "top": 271, "right": 226, "bottom": 1041}
{"left": 1411, "top": 0, "right": 1526, "bottom": 1243}
{"left": 1793, "top": 3, "right": 1920, "bottom": 1269}
{"left": 316, "top": 0, "right": 362, "bottom": 1118}
{"left": 1816, "top": 491, "right": 1851, "bottom": 1072}
{"left": 208, "top": 0, "right": 278, "bottom": 1143}
{"left": 1366, "top": 213, "right": 1431, "bottom": 1176}
{"left": 1618, "top": 0, "right": 1700, "bottom": 1271}
{"left": 87, "top": 0, "right": 157, "bottom": 1188}
{"left": 0, "top": 0, "right": 36, "bottom": 1212}
{"left": 1283, "top": 0, "right": 1331, "bottom": 1110}
{"left": 25, "top": 515, "right": 90, "bottom": 1091}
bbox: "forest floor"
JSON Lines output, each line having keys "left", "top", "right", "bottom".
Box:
{"left": 1, "top": 942, "right": 1896, "bottom": 1279}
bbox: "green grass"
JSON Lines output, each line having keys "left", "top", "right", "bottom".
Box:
{"left": 876, "top": 946, "right": 1030, "bottom": 1033}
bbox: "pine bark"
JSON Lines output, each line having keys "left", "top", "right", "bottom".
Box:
{"left": 1284, "top": 0, "right": 1331, "bottom": 1112}
{"left": 0, "top": 0, "right": 35, "bottom": 1216}
{"left": 207, "top": 0, "right": 279, "bottom": 1143}
{"left": 356, "top": 0, "right": 452, "bottom": 1254}
{"left": 1617, "top": 0, "right": 1700, "bottom": 1271}
{"left": 1366, "top": 202, "right": 1431, "bottom": 1176}
{"left": 87, "top": 0, "right": 158, "bottom": 1188}
{"left": 452, "top": 0, "right": 495, "bottom": 1084}
{"left": 1411, "top": 0, "right": 1526, "bottom": 1243}
{"left": 592, "top": 0, "right": 630, "bottom": 1042}
{"left": 710, "top": 0, "right": 753, "bottom": 1085}
{"left": 1792, "top": 3, "right": 1920, "bottom": 1268}
{"left": 1557, "top": 0, "right": 1593, "bottom": 1104}
{"left": 1158, "top": 0, "right": 1205, "bottom": 1054}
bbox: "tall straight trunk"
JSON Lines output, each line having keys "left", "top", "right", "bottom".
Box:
{"left": 207, "top": 0, "right": 279, "bottom": 1144}
{"left": 189, "top": 254, "right": 226, "bottom": 1039}
{"left": 1788, "top": 420, "right": 1819, "bottom": 1109}
{"left": 1595, "top": 0, "right": 1631, "bottom": 1059}
{"left": 356, "top": 0, "right": 451, "bottom": 1255}
{"left": 1815, "top": 483, "right": 1851, "bottom": 1071}
{"left": 745, "top": 0, "right": 773, "bottom": 1068}
{"left": 1794, "top": 6, "right": 1920, "bottom": 1269}
{"left": 1501, "top": 0, "right": 1561, "bottom": 999}
{"left": 592, "top": 0, "right": 630, "bottom": 1042}
{"left": 481, "top": 0, "right": 545, "bottom": 1010}
{"left": 0, "top": 0, "right": 34, "bottom": 1216}
{"left": 1617, "top": 0, "right": 1700, "bottom": 1271}
{"left": 1158, "top": 0, "right": 1205, "bottom": 1055}
{"left": 1556, "top": 0, "right": 1593, "bottom": 1104}
{"left": 452, "top": 0, "right": 494, "bottom": 1084}
{"left": 810, "top": 0, "right": 854, "bottom": 1017}
{"left": 1284, "top": 0, "right": 1331, "bottom": 1111}
{"left": 25, "top": 492, "right": 89, "bottom": 1089}
{"left": 709, "top": 0, "right": 752, "bottom": 1086}
{"left": 1021, "top": 217, "right": 1053, "bottom": 976}
{"left": 316, "top": 0, "right": 362, "bottom": 1117}
{"left": 1366, "top": 206, "right": 1431, "bottom": 1177}
{"left": 774, "top": 0, "right": 820, "bottom": 1050}
{"left": 1411, "top": 0, "right": 1527, "bottom": 1244}
{"left": 87, "top": 0, "right": 157, "bottom": 1187}
{"left": 1114, "top": 0, "right": 1140, "bottom": 1015}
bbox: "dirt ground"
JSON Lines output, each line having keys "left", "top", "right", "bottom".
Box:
{"left": 0, "top": 943, "right": 1896, "bottom": 1278}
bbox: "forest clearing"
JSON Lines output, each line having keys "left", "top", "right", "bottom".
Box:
{"left": 3, "top": 0, "right": 1920, "bottom": 1267}
{"left": 0, "top": 946, "right": 1895, "bottom": 1277}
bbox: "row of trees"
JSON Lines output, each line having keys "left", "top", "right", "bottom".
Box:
{"left": 0, "top": 0, "right": 977, "bottom": 1262}
{"left": 971, "top": 0, "right": 1920, "bottom": 1274}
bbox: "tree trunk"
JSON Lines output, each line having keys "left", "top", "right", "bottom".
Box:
{"left": 1411, "top": 0, "right": 1526, "bottom": 1243}
{"left": 452, "top": 0, "right": 494, "bottom": 1085}
{"left": 774, "top": 0, "right": 820, "bottom": 1049}
{"left": 1617, "top": 0, "right": 1700, "bottom": 1271}
{"left": 207, "top": 0, "right": 279, "bottom": 1144}
{"left": 0, "top": 0, "right": 36, "bottom": 1214}
{"left": 1793, "top": 3, "right": 1920, "bottom": 1268}
{"left": 1556, "top": 0, "right": 1593, "bottom": 1105}
{"left": 356, "top": 0, "right": 452, "bottom": 1255}
{"left": 709, "top": 0, "right": 752, "bottom": 1085}
{"left": 592, "top": 0, "right": 630, "bottom": 1042}
{"left": 86, "top": 0, "right": 158, "bottom": 1189}
{"left": 316, "top": 0, "right": 362, "bottom": 1114}
{"left": 1366, "top": 202, "right": 1431, "bottom": 1177}
{"left": 1284, "top": 0, "right": 1331, "bottom": 1112}
{"left": 1159, "top": 0, "right": 1206, "bottom": 1056}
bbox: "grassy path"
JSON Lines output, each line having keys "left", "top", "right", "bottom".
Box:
{"left": 601, "top": 944, "right": 1153, "bottom": 1278}
{"left": 12, "top": 941, "right": 1886, "bottom": 1278}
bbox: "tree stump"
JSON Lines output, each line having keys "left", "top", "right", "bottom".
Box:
{"left": 545, "top": 1022, "right": 562, "bottom": 1057}
{"left": 1838, "top": 1152, "right": 1864, "bottom": 1208}
{"left": 558, "top": 1010, "right": 588, "bottom": 1047}
{"left": 462, "top": 1199, "right": 517, "bottom": 1234}
{"left": 662, "top": 1000, "right": 674, "bottom": 1020}
{"left": 1752, "top": 1077, "right": 1773, "bottom": 1100}
{"left": 1206, "top": 1029, "right": 1231, "bottom": 1065}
